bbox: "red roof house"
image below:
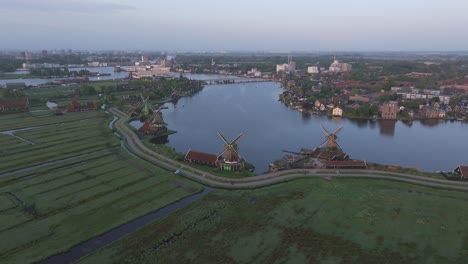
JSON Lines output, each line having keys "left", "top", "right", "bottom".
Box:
{"left": 185, "top": 150, "right": 218, "bottom": 167}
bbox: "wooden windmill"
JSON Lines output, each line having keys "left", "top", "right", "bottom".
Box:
{"left": 149, "top": 105, "right": 166, "bottom": 129}
{"left": 217, "top": 132, "right": 243, "bottom": 163}
{"left": 217, "top": 132, "right": 245, "bottom": 171}
{"left": 318, "top": 125, "right": 344, "bottom": 151}
{"left": 138, "top": 95, "right": 151, "bottom": 116}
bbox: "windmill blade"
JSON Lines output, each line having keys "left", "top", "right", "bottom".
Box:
{"left": 318, "top": 139, "right": 328, "bottom": 148}
{"left": 320, "top": 124, "right": 331, "bottom": 135}
{"left": 231, "top": 132, "right": 244, "bottom": 145}
{"left": 217, "top": 131, "right": 229, "bottom": 145}
{"left": 230, "top": 147, "right": 241, "bottom": 160}
{"left": 217, "top": 146, "right": 228, "bottom": 158}
{"left": 335, "top": 140, "right": 343, "bottom": 150}
{"left": 333, "top": 127, "right": 344, "bottom": 135}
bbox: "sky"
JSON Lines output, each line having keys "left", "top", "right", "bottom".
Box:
{"left": 1, "top": 0, "right": 467, "bottom": 51}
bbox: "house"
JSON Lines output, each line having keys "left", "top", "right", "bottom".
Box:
{"left": 0, "top": 99, "right": 29, "bottom": 112}
{"left": 5, "top": 82, "right": 27, "bottom": 90}
{"left": 379, "top": 101, "right": 398, "bottom": 120}
{"left": 185, "top": 150, "right": 218, "bottom": 167}
{"left": 454, "top": 166, "right": 468, "bottom": 179}
{"left": 66, "top": 100, "right": 97, "bottom": 112}
{"left": 314, "top": 100, "right": 323, "bottom": 108}
{"left": 420, "top": 106, "right": 445, "bottom": 119}
{"left": 326, "top": 160, "right": 367, "bottom": 169}
{"left": 332, "top": 107, "right": 343, "bottom": 117}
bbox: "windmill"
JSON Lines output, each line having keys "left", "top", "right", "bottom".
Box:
{"left": 217, "top": 131, "right": 245, "bottom": 171}
{"left": 137, "top": 95, "right": 151, "bottom": 116}
{"left": 318, "top": 125, "right": 343, "bottom": 151}
{"left": 149, "top": 105, "right": 167, "bottom": 130}
{"left": 170, "top": 87, "right": 181, "bottom": 101}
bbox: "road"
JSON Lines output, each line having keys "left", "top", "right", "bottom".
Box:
{"left": 111, "top": 108, "right": 468, "bottom": 191}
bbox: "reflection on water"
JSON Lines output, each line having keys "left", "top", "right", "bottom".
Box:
{"left": 420, "top": 119, "right": 446, "bottom": 127}
{"left": 378, "top": 120, "right": 396, "bottom": 137}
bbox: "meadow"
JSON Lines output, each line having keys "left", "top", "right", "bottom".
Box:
{"left": 0, "top": 111, "right": 202, "bottom": 263}
{"left": 80, "top": 178, "right": 468, "bottom": 264}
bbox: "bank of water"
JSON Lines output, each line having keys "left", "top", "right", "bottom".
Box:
{"left": 159, "top": 82, "right": 468, "bottom": 173}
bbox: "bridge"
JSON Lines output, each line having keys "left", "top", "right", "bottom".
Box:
{"left": 203, "top": 78, "right": 273, "bottom": 85}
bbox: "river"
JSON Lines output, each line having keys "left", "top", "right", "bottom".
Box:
{"left": 147, "top": 81, "right": 468, "bottom": 173}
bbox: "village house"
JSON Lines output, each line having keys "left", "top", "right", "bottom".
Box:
{"left": 5, "top": 82, "right": 27, "bottom": 90}
{"left": 420, "top": 106, "right": 446, "bottom": 119}
{"left": 66, "top": 100, "right": 97, "bottom": 112}
{"left": 454, "top": 166, "right": 468, "bottom": 179}
{"left": 379, "top": 101, "right": 398, "bottom": 120}
{"left": 0, "top": 99, "right": 30, "bottom": 112}
{"left": 332, "top": 107, "right": 343, "bottom": 117}
{"left": 185, "top": 150, "right": 218, "bottom": 167}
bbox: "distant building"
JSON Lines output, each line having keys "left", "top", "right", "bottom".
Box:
{"left": 332, "top": 107, "right": 343, "bottom": 117}
{"left": 420, "top": 106, "right": 446, "bottom": 119}
{"left": 307, "top": 66, "right": 320, "bottom": 74}
{"left": 22, "top": 63, "right": 61, "bottom": 69}
{"left": 329, "top": 59, "right": 352, "bottom": 73}
{"left": 397, "top": 92, "right": 451, "bottom": 105}
{"left": 42, "top": 50, "right": 48, "bottom": 57}
{"left": 21, "top": 51, "right": 31, "bottom": 61}
{"left": 66, "top": 100, "right": 97, "bottom": 112}
{"left": 247, "top": 68, "right": 262, "bottom": 77}
{"left": 380, "top": 101, "right": 398, "bottom": 120}
{"left": 141, "top": 55, "right": 149, "bottom": 63}
{"left": 0, "top": 99, "right": 29, "bottom": 112}
{"left": 276, "top": 56, "right": 296, "bottom": 74}
{"left": 5, "top": 82, "right": 27, "bottom": 90}
{"left": 132, "top": 67, "right": 171, "bottom": 79}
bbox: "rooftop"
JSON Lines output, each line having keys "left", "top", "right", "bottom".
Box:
{"left": 185, "top": 150, "right": 218, "bottom": 164}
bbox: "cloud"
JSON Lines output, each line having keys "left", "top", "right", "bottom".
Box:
{"left": 0, "top": 0, "right": 135, "bottom": 13}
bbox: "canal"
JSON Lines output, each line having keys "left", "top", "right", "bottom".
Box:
{"left": 153, "top": 81, "right": 468, "bottom": 173}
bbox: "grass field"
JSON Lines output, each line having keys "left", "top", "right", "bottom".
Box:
{"left": 80, "top": 178, "right": 468, "bottom": 264}
{"left": 0, "top": 111, "right": 203, "bottom": 263}
{"left": 0, "top": 112, "right": 119, "bottom": 174}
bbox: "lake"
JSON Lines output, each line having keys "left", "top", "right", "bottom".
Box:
{"left": 151, "top": 82, "right": 468, "bottom": 173}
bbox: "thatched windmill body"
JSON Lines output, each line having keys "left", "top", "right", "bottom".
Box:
{"left": 137, "top": 95, "right": 151, "bottom": 118}
{"left": 149, "top": 105, "right": 168, "bottom": 134}
{"left": 217, "top": 131, "right": 245, "bottom": 171}
{"left": 139, "top": 104, "right": 167, "bottom": 135}
{"left": 318, "top": 125, "right": 344, "bottom": 151}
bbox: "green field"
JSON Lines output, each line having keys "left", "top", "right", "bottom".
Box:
{"left": 80, "top": 178, "right": 468, "bottom": 264}
{"left": 0, "top": 111, "right": 203, "bottom": 263}
{"left": 0, "top": 193, "right": 19, "bottom": 211}
{"left": 0, "top": 112, "right": 118, "bottom": 174}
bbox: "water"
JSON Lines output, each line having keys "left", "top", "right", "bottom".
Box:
{"left": 159, "top": 82, "right": 468, "bottom": 173}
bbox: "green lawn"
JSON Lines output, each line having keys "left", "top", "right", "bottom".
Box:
{"left": 0, "top": 193, "right": 19, "bottom": 211}
{"left": 0, "top": 111, "right": 203, "bottom": 263}
{"left": 80, "top": 178, "right": 468, "bottom": 264}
